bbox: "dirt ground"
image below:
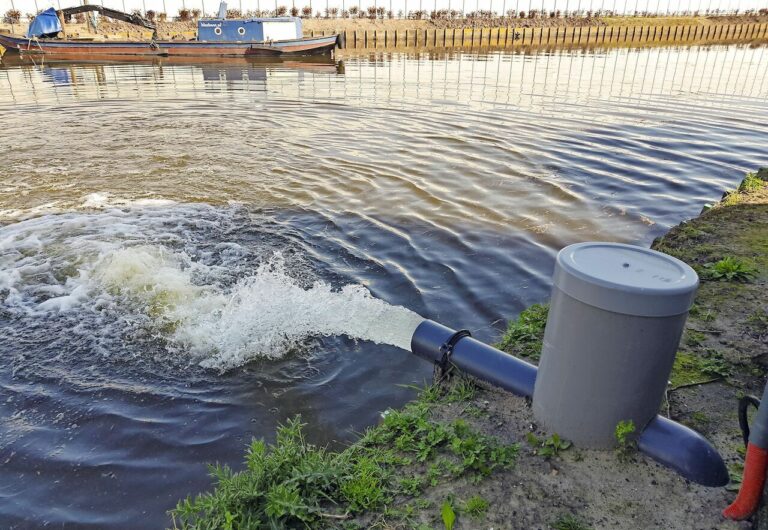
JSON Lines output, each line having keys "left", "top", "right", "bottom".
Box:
{"left": 358, "top": 381, "right": 746, "bottom": 529}
{"left": 351, "top": 169, "right": 768, "bottom": 530}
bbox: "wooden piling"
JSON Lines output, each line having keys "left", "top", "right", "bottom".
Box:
{"left": 337, "top": 21, "right": 765, "bottom": 52}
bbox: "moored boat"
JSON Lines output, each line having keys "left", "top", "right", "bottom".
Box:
{"left": 0, "top": 4, "right": 340, "bottom": 59}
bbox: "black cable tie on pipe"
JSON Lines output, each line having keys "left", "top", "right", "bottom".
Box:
{"left": 437, "top": 329, "right": 471, "bottom": 373}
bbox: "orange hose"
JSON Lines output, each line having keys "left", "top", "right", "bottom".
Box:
{"left": 724, "top": 443, "right": 768, "bottom": 520}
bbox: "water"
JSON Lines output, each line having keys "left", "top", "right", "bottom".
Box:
{"left": 1, "top": 45, "right": 767, "bottom": 528}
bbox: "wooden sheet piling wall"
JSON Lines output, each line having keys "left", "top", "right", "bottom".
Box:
{"left": 307, "top": 23, "right": 768, "bottom": 51}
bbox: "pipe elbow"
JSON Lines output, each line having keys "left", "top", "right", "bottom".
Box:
{"left": 638, "top": 415, "right": 729, "bottom": 487}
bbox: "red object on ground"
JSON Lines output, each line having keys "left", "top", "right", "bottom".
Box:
{"left": 724, "top": 443, "right": 768, "bottom": 520}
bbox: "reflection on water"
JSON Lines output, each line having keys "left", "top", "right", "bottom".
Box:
{"left": 0, "top": 46, "right": 767, "bottom": 529}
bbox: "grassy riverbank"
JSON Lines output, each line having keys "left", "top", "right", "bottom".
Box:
{"left": 171, "top": 169, "right": 766, "bottom": 529}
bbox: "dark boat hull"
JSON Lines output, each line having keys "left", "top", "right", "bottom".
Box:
{"left": 0, "top": 33, "right": 337, "bottom": 58}
{"left": 0, "top": 52, "right": 341, "bottom": 70}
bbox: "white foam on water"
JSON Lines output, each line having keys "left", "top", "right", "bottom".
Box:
{"left": 80, "top": 192, "right": 178, "bottom": 210}
{"left": 173, "top": 256, "right": 424, "bottom": 370}
{"left": 0, "top": 193, "right": 178, "bottom": 222}
{"left": 0, "top": 202, "right": 423, "bottom": 371}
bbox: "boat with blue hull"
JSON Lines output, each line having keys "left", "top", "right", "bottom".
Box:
{"left": 0, "top": 5, "right": 340, "bottom": 59}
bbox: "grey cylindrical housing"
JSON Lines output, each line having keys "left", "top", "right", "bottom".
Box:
{"left": 532, "top": 242, "right": 698, "bottom": 449}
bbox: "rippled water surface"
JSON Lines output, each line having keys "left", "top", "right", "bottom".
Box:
{"left": 1, "top": 45, "right": 767, "bottom": 528}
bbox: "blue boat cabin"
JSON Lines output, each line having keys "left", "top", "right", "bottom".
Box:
{"left": 197, "top": 17, "right": 303, "bottom": 42}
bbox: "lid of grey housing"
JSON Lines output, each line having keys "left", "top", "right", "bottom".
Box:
{"left": 553, "top": 242, "right": 699, "bottom": 317}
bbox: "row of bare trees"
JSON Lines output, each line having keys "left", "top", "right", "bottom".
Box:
{"left": 4, "top": 6, "right": 768, "bottom": 24}
{"left": 176, "top": 6, "right": 768, "bottom": 20}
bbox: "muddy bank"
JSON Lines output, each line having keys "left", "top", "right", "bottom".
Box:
{"left": 170, "top": 170, "right": 767, "bottom": 530}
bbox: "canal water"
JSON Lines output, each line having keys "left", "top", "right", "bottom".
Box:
{"left": 1, "top": 44, "right": 767, "bottom": 528}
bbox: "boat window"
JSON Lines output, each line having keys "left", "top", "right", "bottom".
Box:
{"left": 214, "top": 27, "right": 222, "bottom": 35}
{"left": 238, "top": 27, "right": 246, "bottom": 36}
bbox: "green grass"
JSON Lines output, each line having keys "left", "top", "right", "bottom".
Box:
{"left": 722, "top": 170, "right": 767, "bottom": 206}
{"left": 738, "top": 171, "right": 768, "bottom": 193}
{"left": 684, "top": 410, "right": 710, "bottom": 431}
{"left": 614, "top": 420, "right": 637, "bottom": 462}
{"left": 398, "top": 476, "right": 423, "bottom": 496}
{"left": 670, "top": 351, "right": 730, "bottom": 387}
{"left": 689, "top": 303, "right": 717, "bottom": 322}
{"left": 441, "top": 499, "right": 456, "bottom": 530}
{"left": 403, "top": 377, "right": 476, "bottom": 404}
{"left": 497, "top": 303, "right": 549, "bottom": 361}
{"left": 727, "top": 461, "right": 745, "bottom": 492}
{"left": 446, "top": 378, "right": 477, "bottom": 402}
{"left": 747, "top": 308, "right": 768, "bottom": 335}
{"left": 526, "top": 432, "right": 572, "bottom": 458}
{"left": 462, "top": 495, "right": 489, "bottom": 518}
{"left": 170, "top": 386, "right": 519, "bottom": 529}
{"left": 684, "top": 329, "right": 706, "bottom": 347}
{"left": 702, "top": 256, "right": 757, "bottom": 282}
{"left": 553, "top": 514, "right": 592, "bottom": 530}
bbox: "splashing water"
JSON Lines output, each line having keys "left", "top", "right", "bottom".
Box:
{"left": 95, "top": 246, "right": 423, "bottom": 370}
{"left": 0, "top": 202, "right": 424, "bottom": 371}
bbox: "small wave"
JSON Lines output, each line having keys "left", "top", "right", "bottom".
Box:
{"left": 80, "top": 192, "right": 178, "bottom": 210}
{"left": 0, "top": 193, "right": 180, "bottom": 222}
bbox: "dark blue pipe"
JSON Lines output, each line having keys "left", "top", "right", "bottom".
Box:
{"left": 411, "top": 319, "right": 537, "bottom": 398}
{"left": 410, "top": 319, "right": 728, "bottom": 487}
{"left": 639, "top": 415, "right": 729, "bottom": 487}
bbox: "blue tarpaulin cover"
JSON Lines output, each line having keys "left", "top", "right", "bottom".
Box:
{"left": 27, "top": 8, "right": 63, "bottom": 38}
